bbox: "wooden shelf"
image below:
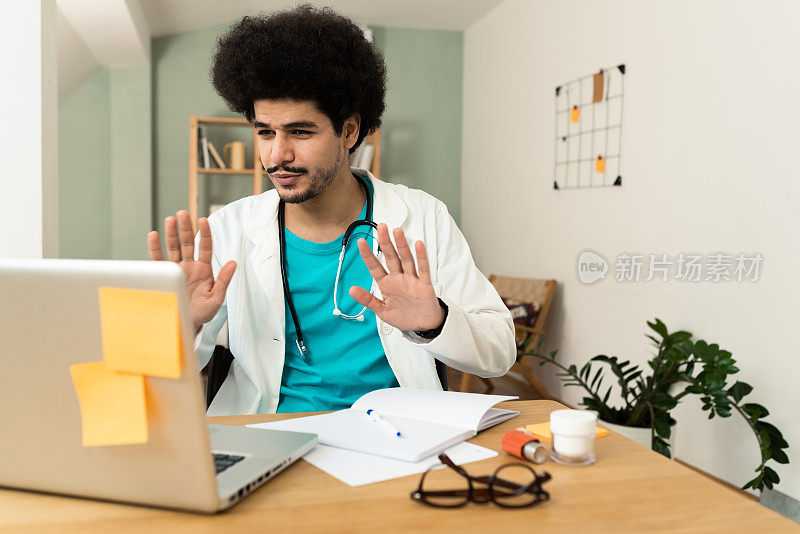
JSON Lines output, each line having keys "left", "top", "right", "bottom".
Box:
{"left": 195, "top": 116, "right": 250, "bottom": 126}
{"left": 189, "top": 114, "right": 264, "bottom": 229}
{"left": 198, "top": 168, "right": 260, "bottom": 175}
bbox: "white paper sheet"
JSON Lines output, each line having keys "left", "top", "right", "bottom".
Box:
{"left": 301, "top": 441, "right": 498, "bottom": 487}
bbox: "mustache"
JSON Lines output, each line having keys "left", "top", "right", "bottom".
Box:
{"left": 266, "top": 164, "right": 308, "bottom": 174}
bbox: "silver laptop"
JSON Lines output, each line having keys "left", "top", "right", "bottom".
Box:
{"left": 0, "top": 259, "right": 317, "bottom": 513}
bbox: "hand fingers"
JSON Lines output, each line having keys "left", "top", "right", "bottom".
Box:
{"left": 212, "top": 261, "right": 237, "bottom": 303}
{"left": 147, "top": 231, "right": 164, "bottom": 261}
{"left": 197, "top": 218, "right": 213, "bottom": 265}
{"left": 393, "top": 228, "right": 417, "bottom": 278}
{"left": 349, "top": 285, "right": 385, "bottom": 315}
{"left": 176, "top": 210, "right": 195, "bottom": 262}
{"left": 164, "top": 216, "right": 181, "bottom": 262}
{"left": 377, "top": 223, "right": 402, "bottom": 273}
{"left": 415, "top": 240, "right": 432, "bottom": 285}
{"left": 357, "top": 238, "right": 387, "bottom": 282}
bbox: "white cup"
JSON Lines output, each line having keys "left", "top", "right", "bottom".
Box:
{"left": 549, "top": 409, "right": 597, "bottom": 466}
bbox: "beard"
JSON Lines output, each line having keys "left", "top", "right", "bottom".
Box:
{"left": 270, "top": 145, "right": 344, "bottom": 204}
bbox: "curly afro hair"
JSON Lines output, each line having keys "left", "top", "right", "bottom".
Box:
{"left": 211, "top": 4, "right": 386, "bottom": 152}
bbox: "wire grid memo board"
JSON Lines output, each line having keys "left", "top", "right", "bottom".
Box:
{"left": 553, "top": 64, "right": 625, "bottom": 190}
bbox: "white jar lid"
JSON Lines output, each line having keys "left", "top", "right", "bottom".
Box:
{"left": 550, "top": 409, "right": 597, "bottom": 437}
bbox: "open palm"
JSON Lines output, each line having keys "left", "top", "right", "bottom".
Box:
{"left": 349, "top": 224, "right": 444, "bottom": 333}
{"left": 147, "top": 210, "right": 236, "bottom": 331}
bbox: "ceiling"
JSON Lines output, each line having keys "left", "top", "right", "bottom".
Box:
{"left": 139, "top": 0, "right": 507, "bottom": 36}
{"left": 57, "top": 0, "right": 505, "bottom": 99}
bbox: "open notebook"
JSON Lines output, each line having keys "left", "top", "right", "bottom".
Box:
{"left": 248, "top": 388, "right": 519, "bottom": 462}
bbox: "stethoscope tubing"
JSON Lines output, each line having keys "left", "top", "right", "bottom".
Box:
{"left": 277, "top": 175, "right": 377, "bottom": 360}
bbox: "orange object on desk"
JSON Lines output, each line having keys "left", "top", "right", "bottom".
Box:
{"left": 502, "top": 429, "right": 548, "bottom": 464}
{"left": 525, "top": 421, "right": 608, "bottom": 441}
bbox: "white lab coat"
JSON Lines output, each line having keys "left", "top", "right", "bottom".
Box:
{"left": 194, "top": 169, "right": 515, "bottom": 415}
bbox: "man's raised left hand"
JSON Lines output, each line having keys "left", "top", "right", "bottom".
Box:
{"left": 349, "top": 223, "right": 445, "bottom": 333}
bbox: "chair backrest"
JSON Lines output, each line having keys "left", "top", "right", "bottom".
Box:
{"left": 489, "top": 275, "right": 557, "bottom": 335}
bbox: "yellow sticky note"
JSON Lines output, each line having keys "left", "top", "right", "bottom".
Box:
{"left": 98, "top": 287, "right": 182, "bottom": 378}
{"left": 570, "top": 106, "right": 580, "bottom": 123}
{"left": 70, "top": 362, "right": 148, "bottom": 447}
{"left": 595, "top": 156, "right": 606, "bottom": 173}
{"left": 525, "top": 422, "right": 608, "bottom": 441}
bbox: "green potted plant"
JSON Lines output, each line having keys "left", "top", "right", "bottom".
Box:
{"left": 524, "top": 318, "right": 788, "bottom": 492}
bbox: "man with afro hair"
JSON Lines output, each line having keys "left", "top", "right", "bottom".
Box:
{"left": 148, "top": 5, "right": 515, "bottom": 415}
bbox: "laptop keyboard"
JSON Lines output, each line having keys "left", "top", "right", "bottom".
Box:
{"left": 213, "top": 453, "right": 245, "bottom": 475}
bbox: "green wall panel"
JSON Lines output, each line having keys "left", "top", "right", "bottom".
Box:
{"left": 371, "top": 26, "right": 463, "bottom": 223}
{"left": 58, "top": 68, "right": 111, "bottom": 259}
{"left": 110, "top": 66, "right": 152, "bottom": 259}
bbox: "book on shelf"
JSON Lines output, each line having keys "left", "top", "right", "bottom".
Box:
{"left": 198, "top": 126, "right": 210, "bottom": 168}
{"left": 207, "top": 141, "right": 226, "bottom": 169}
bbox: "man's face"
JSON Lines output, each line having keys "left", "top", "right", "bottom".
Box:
{"left": 253, "top": 99, "right": 350, "bottom": 204}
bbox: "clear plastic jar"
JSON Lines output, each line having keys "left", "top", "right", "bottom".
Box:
{"left": 549, "top": 409, "right": 597, "bottom": 466}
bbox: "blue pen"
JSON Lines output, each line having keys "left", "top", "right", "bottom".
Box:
{"left": 366, "top": 409, "right": 403, "bottom": 438}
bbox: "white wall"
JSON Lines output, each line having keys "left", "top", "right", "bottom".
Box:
{"left": 462, "top": 0, "right": 800, "bottom": 499}
{"left": 57, "top": 7, "right": 99, "bottom": 99}
{"left": 0, "top": 0, "right": 58, "bottom": 258}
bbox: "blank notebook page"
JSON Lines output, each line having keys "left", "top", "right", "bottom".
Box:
{"left": 351, "top": 388, "right": 518, "bottom": 431}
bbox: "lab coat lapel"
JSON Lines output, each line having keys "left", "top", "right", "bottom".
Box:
{"left": 362, "top": 169, "right": 408, "bottom": 231}
{"left": 243, "top": 193, "right": 285, "bottom": 333}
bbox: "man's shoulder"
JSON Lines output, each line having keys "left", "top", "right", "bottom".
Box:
{"left": 376, "top": 179, "right": 446, "bottom": 214}
{"left": 207, "top": 190, "right": 279, "bottom": 226}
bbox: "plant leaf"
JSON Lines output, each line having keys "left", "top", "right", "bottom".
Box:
{"left": 757, "top": 421, "right": 784, "bottom": 438}
{"left": 654, "top": 414, "right": 671, "bottom": 439}
{"left": 648, "top": 318, "right": 669, "bottom": 340}
{"left": 589, "top": 367, "right": 602, "bottom": 387}
{"left": 772, "top": 448, "right": 790, "bottom": 464}
{"left": 763, "top": 466, "right": 780, "bottom": 484}
{"left": 652, "top": 436, "right": 671, "bottom": 458}
{"left": 741, "top": 403, "right": 769, "bottom": 420}
{"left": 728, "top": 381, "right": 753, "bottom": 403}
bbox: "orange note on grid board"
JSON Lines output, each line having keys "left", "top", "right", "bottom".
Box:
{"left": 525, "top": 422, "right": 608, "bottom": 441}
{"left": 595, "top": 156, "right": 606, "bottom": 173}
{"left": 70, "top": 362, "right": 148, "bottom": 447}
{"left": 570, "top": 106, "right": 580, "bottom": 123}
{"left": 592, "top": 70, "right": 605, "bottom": 103}
{"left": 98, "top": 287, "right": 182, "bottom": 379}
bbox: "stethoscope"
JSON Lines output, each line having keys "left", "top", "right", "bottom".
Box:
{"left": 277, "top": 175, "right": 380, "bottom": 359}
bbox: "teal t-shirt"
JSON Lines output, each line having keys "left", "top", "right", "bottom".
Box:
{"left": 276, "top": 178, "right": 399, "bottom": 413}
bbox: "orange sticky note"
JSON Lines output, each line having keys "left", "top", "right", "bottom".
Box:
{"left": 595, "top": 156, "right": 606, "bottom": 173}
{"left": 570, "top": 106, "right": 580, "bottom": 123}
{"left": 98, "top": 287, "right": 182, "bottom": 378}
{"left": 70, "top": 362, "right": 148, "bottom": 447}
{"left": 525, "top": 422, "right": 608, "bottom": 441}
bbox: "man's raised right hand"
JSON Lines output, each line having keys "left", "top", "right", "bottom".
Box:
{"left": 147, "top": 210, "right": 236, "bottom": 333}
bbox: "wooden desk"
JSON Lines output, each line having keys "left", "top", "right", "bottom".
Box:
{"left": 0, "top": 401, "right": 794, "bottom": 533}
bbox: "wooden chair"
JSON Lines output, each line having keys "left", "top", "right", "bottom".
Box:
{"left": 459, "top": 275, "right": 557, "bottom": 399}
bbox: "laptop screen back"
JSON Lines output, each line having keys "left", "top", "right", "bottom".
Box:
{"left": 0, "top": 259, "right": 219, "bottom": 512}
